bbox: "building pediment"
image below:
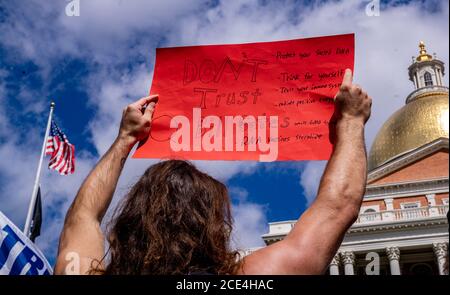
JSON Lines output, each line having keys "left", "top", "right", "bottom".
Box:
{"left": 368, "top": 138, "right": 449, "bottom": 185}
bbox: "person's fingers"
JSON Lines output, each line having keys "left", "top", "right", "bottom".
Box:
{"left": 334, "top": 92, "right": 343, "bottom": 102}
{"left": 131, "top": 94, "right": 159, "bottom": 109}
{"left": 130, "top": 97, "right": 149, "bottom": 109}
{"left": 147, "top": 94, "right": 159, "bottom": 104}
{"left": 362, "top": 91, "right": 368, "bottom": 99}
{"left": 340, "top": 68, "right": 353, "bottom": 90}
{"left": 142, "top": 101, "right": 156, "bottom": 122}
{"left": 350, "top": 84, "right": 362, "bottom": 96}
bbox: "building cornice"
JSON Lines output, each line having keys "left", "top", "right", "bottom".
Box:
{"left": 339, "top": 234, "right": 449, "bottom": 253}
{"left": 405, "top": 85, "right": 448, "bottom": 104}
{"left": 364, "top": 177, "right": 449, "bottom": 201}
{"left": 348, "top": 216, "right": 448, "bottom": 233}
{"left": 261, "top": 214, "right": 449, "bottom": 245}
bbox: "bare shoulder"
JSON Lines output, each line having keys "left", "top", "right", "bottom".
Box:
{"left": 54, "top": 217, "right": 106, "bottom": 275}
{"left": 54, "top": 251, "right": 104, "bottom": 275}
{"left": 236, "top": 240, "right": 308, "bottom": 275}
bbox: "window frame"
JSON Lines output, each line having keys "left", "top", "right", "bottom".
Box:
{"left": 400, "top": 201, "right": 421, "bottom": 210}
{"left": 424, "top": 71, "right": 433, "bottom": 86}
{"left": 360, "top": 205, "right": 380, "bottom": 214}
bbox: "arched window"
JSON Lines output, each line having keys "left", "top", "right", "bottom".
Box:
{"left": 363, "top": 208, "right": 376, "bottom": 214}
{"left": 410, "top": 263, "right": 433, "bottom": 275}
{"left": 361, "top": 208, "right": 378, "bottom": 222}
{"left": 424, "top": 71, "right": 433, "bottom": 86}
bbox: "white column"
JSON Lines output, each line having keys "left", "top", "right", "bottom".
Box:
{"left": 386, "top": 247, "right": 401, "bottom": 275}
{"left": 426, "top": 194, "right": 439, "bottom": 216}
{"left": 437, "top": 68, "right": 443, "bottom": 85}
{"left": 341, "top": 251, "right": 355, "bottom": 275}
{"left": 413, "top": 74, "right": 418, "bottom": 89}
{"left": 329, "top": 253, "right": 340, "bottom": 275}
{"left": 433, "top": 242, "right": 448, "bottom": 275}
{"left": 433, "top": 67, "right": 439, "bottom": 85}
{"left": 416, "top": 72, "right": 422, "bottom": 88}
{"left": 383, "top": 198, "right": 395, "bottom": 221}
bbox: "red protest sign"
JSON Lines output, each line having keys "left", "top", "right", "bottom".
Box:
{"left": 133, "top": 34, "right": 354, "bottom": 162}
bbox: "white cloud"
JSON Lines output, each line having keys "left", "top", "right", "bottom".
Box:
{"left": 228, "top": 187, "right": 268, "bottom": 249}
{"left": 194, "top": 161, "right": 258, "bottom": 182}
{"left": 299, "top": 161, "right": 327, "bottom": 205}
{"left": 87, "top": 64, "right": 153, "bottom": 155}
{"left": 0, "top": 0, "right": 208, "bottom": 66}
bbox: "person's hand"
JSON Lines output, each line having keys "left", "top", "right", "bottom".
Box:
{"left": 334, "top": 69, "right": 372, "bottom": 124}
{"left": 118, "top": 95, "right": 159, "bottom": 147}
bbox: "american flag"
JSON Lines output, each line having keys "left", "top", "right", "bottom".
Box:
{"left": 45, "top": 120, "right": 75, "bottom": 175}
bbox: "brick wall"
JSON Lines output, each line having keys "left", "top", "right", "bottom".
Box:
{"left": 435, "top": 193, "right": 449, "bottom": 205}
{"left": 369, "top": 150, "right": 448, "bottom": 185}
{"left": 361, "top": 200, "right": 386, "bottom": 211}
{"left": 393, "top": 196, "right": 428, "bottom": 209}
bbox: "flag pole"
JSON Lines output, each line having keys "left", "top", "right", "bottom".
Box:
{"left": 23, "top": 101, "right": 55, "bottom": 237}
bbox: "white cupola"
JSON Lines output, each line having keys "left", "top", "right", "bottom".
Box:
{"left": 408, "top": 41, "right": 445, "bottom": 90}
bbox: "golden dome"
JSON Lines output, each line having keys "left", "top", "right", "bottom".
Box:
{"left": 368, "top": 91, "right": 449, "bottom": 170}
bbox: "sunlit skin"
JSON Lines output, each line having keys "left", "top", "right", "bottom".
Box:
{"left": 54, "top": 69, "right": 372, "bottom": 274}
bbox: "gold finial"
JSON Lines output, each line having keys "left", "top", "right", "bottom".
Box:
{"left": 416, "top": 41, "right": 433, "bottom": 62}
{"left": 419, "top": 41, "right": 426, "bottom": 54}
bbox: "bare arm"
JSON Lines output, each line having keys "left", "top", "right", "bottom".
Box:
{"left": 240, "top": 69, "right": 372, "bottom": 274}
{"left": 54, "top": 95, "right": 158, "bottom": 274}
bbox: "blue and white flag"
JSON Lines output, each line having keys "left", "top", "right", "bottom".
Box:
{"left": 0, "top": 211, "right": 52, "bottom": 275}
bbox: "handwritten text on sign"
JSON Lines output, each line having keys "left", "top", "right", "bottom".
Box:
{"left": 133, "top": 34, "right": 354, "bottom": 161}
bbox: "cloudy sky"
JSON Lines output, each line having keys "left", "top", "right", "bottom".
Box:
{"left": 0, "top": 0, "right": 448, "bottom": 266}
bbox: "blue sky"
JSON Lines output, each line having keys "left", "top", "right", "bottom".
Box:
{"left": 0, "top": 0, "right": 448, "bottom": 266}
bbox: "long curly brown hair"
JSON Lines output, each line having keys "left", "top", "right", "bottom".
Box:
{"left": 98, "top": 160, "right": 240, "bottom": 274}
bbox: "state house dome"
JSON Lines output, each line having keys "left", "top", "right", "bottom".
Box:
{"left": 368, "top": 42, "right": 449, "bottom": 170}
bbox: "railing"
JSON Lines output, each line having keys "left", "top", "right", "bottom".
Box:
{"left": 405, "top": 85, "right": 449, "bottom": 104}
{"left": 358, "top": 211, "right": 382, "bottom": 223}
{"left": 437, "top": 205, "right": 449, "bottom": 215}
{"left": 262, "top": 205, "right": 449, "bottom": 238}
{"left": 354, "top": 205, "right": 449, "bottom": 225}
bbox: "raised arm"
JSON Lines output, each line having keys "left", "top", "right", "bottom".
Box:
{"left": 240, "top": 69, "right": 372, "bottom": 274}
{"left": 54, "top": 95, "right": 158, "bottom": 274}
